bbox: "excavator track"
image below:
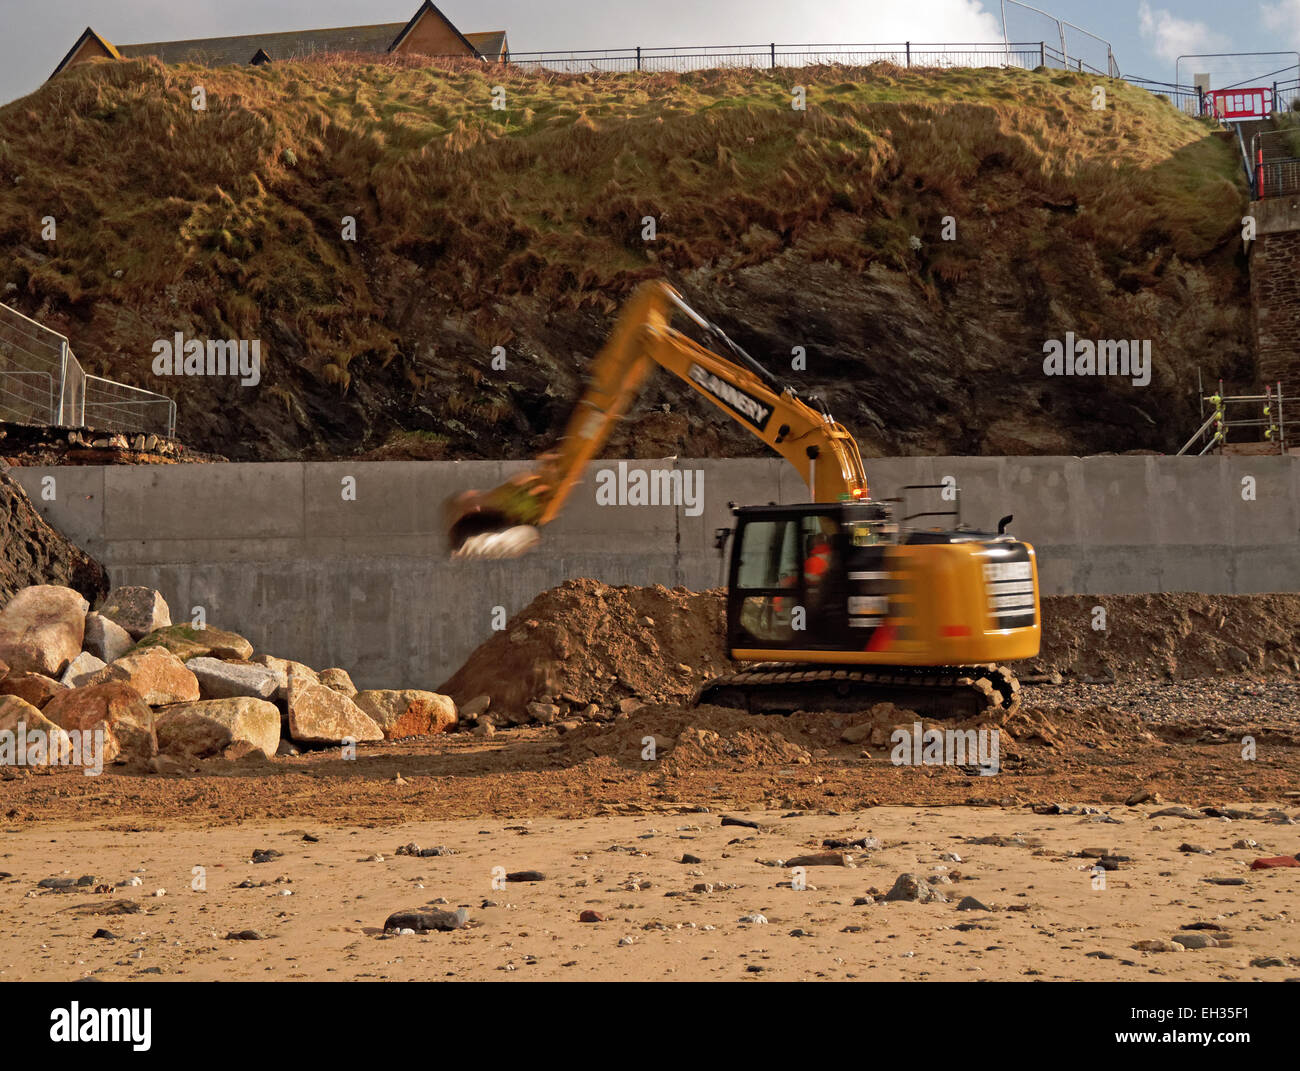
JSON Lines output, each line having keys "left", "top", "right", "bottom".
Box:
{"left": 696, "top": 663, "right": 1020, "bottom": 720}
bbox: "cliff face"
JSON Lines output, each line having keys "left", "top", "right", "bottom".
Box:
{"left": 0, "top": 470, "right": 109, "bottom": 606}
{"left": 0, "top": 57, "right": 1250, "bottom": 461}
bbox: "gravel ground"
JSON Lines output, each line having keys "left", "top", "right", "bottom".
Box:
{"left": 1024, "top": 678, "right": 1300, "bottom": 744}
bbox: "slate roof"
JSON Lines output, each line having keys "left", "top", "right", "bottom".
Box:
{"left": 464, "top": 31, "right": 508, "bottom": 59}
{"left": 53, "top": 6, "right": 508, "bottom": 81}
{"left": 114, "top": 23, "right": 412, "bottom": 67}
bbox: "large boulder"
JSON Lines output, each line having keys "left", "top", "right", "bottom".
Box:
{"left": 0, "top": 695, "right": 74, "bottom": 767}
{"left": 185, "top": 657, "right": 278, "bottom": 701}
{"left": 83, "top": 613, "right": 133, "bottom": 663}
{"left": 0, "top": 585, "right": 88, "bottom": 676}
{"left": 354, "top": 690, "right": 458, "bottom": 741}
{"left": 42, "top": 682, "right": 156, "bottom": 764}
{"left": 84, "top": 647, "right": 199, "bottom": 706}
{"left": 59, "top": 651, "right": 107, "bottom": 687}
{"left": 251, "top": 654, "right": 318, "bottom": 701}
{"left": 287, "top": 677, "right": 382, "bottom": 746}
{"left": 134, "top": 624, "right": 254, "bottom": 662}
{"left": 317, "top": 667, "right": 357, "bottom": 697}
{"left": 96, "top": 586, "right": 170, "bottom": 640}
{"left": 155, "top": 698, "right": 281, "bottom": 760}
{"left": 0, "top": 671, "right": 67, "bottom": 710}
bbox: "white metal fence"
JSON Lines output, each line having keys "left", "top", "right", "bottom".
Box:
{"left": 0, "top": 303, "right": 68, "bottom": 425}
{"left": 84, "top": 374, "right": 176, "bottom": 438}
{"left": 0, "top": 301, "right": 174, "bottom": 439}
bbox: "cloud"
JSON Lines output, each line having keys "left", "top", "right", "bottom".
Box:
{"left": 509, "top": 0, "right": 1004, "bottom": 49}
{"left": 1138, "top": 2, "right": 1229, "bottom": 65}
{"left": 1262, "top": 0, "right": 1300, "bottom": 41}
{"left": 846, "top": 0, "right": 1002, "bottom": 41}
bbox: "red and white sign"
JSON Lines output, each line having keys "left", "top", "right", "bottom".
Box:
{"left": 1207, "top": 87, "right": 1273, "bottom": 120}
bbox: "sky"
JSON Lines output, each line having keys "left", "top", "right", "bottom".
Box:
{"left": 2, "top": 0, "right": 1300, "bottom": 105}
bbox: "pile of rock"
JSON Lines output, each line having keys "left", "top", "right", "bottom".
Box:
{"left": 0, "top": 584, "right": 457, "bottom": 770}
{"left": 452, "top": 693, "right": 652, "bottom": 737}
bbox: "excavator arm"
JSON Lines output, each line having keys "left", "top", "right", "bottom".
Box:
{"left": 448, "top": 281, "right": 869, "bottom": 557}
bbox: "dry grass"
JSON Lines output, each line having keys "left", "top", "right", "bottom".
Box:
{"left": 0, "top": 56, "right": 1244, "bottom": 406}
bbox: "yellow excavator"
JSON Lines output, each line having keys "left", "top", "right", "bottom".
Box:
{"left": 447, "top": 281, "right": 1040, "bottom": 716}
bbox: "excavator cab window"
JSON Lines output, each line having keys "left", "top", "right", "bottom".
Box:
{"left": 731, "top": 511, "right": 844, "bottom": 648}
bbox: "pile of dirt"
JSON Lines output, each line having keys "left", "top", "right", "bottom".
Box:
{"left": 552, "top": 697, "right": 1159, "bottom": 775}
{"left": 443, "top": 583, "right": 1300, "bottom": 729}
{"left": 557, "top": 704, "right": 823, "bottom": 771}
{"left": 1029, "top": 593, "right": 1300, "bottom": 680}
{"left": 438, "top": 579, "right": 732, "bottom": 722}
{"left": 999, "top": 704, "right": 1160, "bottom": 753}
{"left": 0, "top": 468, "right": 109, "bottom": 606}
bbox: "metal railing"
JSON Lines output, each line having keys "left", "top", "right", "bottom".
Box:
{"left": 1249, "top": 128, "right": 1300, "bottom": 198}
{"left": 1256, "top": 157, "right": 1300, "bottom": 198}
{"left": 83, "top": 375, "right": 176, "bottom": 439}
{"left": 1119, "top": 75, "right": 1204, "bottom": 115}
{"left": 1276, "top": 77, "right": 1300, "bottom": 112}
{"left": 497, "top": 40, "right": 1113, "bottom": 76}
{"left": 491, "top": 40, "right": 1275, "bottom": 118}
{"left": 0, "top": 301, "right": 175, "bottom": 439}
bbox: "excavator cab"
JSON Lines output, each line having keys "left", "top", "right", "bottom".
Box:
{"left": 713, "top": 500, "right": 1041, "bottom": 714}
{"left": 731, "top": 503, "right": 885, "bottom": 648}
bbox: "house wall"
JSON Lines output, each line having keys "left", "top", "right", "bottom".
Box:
{"left": 393, "top": 13, "right": 475, "bottom": 57}
{"left": 63, "top": 37, "right": 116, "bottom": 71}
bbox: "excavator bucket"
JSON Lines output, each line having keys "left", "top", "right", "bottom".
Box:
{"left": 446, "top": 481, "right": 545, "bottom": 559}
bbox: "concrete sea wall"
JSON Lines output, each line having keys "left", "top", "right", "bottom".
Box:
{"left": 11, "top": 455, "right": 1294, "bottom": 689}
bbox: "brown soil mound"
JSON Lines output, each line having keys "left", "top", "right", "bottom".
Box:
{"left": 1000, "top": 704, "right": 1160, "bottom": 752}
{"left": 1028, "top": 593, "right": 1300, "bottom": 680}
{"left": 0, "top": 468, "right": 109, "bottom": 605}
{"left": 554, "top": 698, "right": 1159, "bottom": 773}
{"left": 441, "top": 583, "right": 1300, "bottom": 726}
{"left": 557, "top": 704, "right": 822, "bottom": 771}
{"left": 438, "top": 579, "right": 732, "bottom": 719}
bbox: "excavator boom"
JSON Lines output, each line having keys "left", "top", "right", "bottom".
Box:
{"left": 448, "top": 281, "right": 867, "bottom": 556}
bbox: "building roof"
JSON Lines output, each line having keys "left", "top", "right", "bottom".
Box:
{"left": 51, "top": 5, "right": 506, "bottom": 81}
{"left": 114, "top": 23, "right": 411, "bottom": 67}
{"left": 464, "top": 31, "right": 508, "bottom": 60}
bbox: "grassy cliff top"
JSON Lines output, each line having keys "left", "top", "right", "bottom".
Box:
{"left": 0, "top": 56, "right": 1246, "bottom": 457}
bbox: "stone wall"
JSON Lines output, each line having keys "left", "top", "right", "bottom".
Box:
{"left": 1250, "top": 196, "right": 1300, "bottom": 386}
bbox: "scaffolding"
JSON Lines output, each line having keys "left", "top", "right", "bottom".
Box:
{"left": 1177, "top": 377, "right": 1297, "bottom": 455}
